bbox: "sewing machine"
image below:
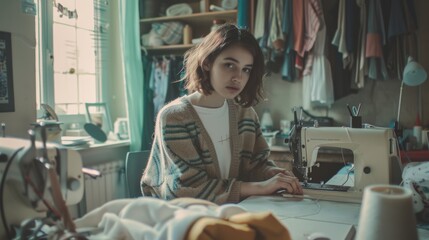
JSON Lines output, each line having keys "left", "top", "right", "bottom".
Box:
{"left": 289, "top": 123, "right": 403, "bottom": 203}
{"left": 0, "top": 128, "right": 84, "bottom": 239}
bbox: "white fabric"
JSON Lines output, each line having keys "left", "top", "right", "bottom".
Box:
{"left": 193, "top": 101, "right": 231, "bottom": 179}
{"left": 74, "top": 198, "right": 247, "bottom": 240}
{"left": 253, "top": 0, "right": 266, "bottom": 40}
{"left": 303, "top": 5, "right": 334, "bottom": 109}
{"left": 166, "top": 3, "right": 193, "bottom": 16}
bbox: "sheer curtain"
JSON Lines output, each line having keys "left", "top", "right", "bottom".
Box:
{"left": 117, "top": 0, "right": 144, "bottom": 151}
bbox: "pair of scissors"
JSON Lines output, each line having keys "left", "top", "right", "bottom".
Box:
{"left": 352, "top": 104, "right": 361, "bottom": 116}
{"left": 347, "top": 103, "right": 361, "bottom": 117}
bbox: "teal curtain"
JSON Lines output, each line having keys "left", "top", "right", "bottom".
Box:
{"left": 118, "top": 0, "right": 144, "bottom": 151}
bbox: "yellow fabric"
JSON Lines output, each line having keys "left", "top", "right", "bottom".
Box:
{"left": 186, "top": 211, "right": 291, "bottom": 240}
{"left": 186, "top": 217, "right": 255, "bottom": 240}
{"left": 229, "top": 212, "right": 291, "bottom": 240}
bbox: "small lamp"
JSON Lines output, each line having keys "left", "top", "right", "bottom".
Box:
{"left": 397, "top": 56, "right": 427, "bottom": 125}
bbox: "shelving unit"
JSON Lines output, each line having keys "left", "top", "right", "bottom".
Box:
{"left": 140, "top": 9, "right": 237, "bottom": 55}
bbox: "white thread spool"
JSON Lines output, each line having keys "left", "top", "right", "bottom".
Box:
{"left": 183, "top": 25, "right": 192, "bottom": 44}
{"left": 422, "top": 130, "right": 429, "bottom": 149}
{"left": 356, "top": 185, "right": 418, "bottom": 240}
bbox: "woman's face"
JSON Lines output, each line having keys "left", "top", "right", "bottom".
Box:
{"left": 205, "top": 44, "right": 253, "bottom": 101}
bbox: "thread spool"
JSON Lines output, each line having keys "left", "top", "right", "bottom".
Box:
{"left": 183, "top": 25, "right": 192, "bottom": 44}
{"left": 422, "top": 130, "right": 429, "bottom": 149}
{"left": 356, "top": 185, "right": 418, "bottom": 240}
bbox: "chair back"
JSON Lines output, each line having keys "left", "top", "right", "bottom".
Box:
{"left": 125, "top": 150, "right": 150, "bottom": 198}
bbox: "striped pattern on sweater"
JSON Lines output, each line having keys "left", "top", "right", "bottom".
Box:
{"left": 141, "top": 96, "right": 276, "bottom": 204}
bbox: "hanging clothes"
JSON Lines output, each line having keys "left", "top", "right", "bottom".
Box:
{"left": 254, "top": 0, "right": 275, "bottom": 72}
{"left": 141, "top": 56, "right": 155, "bottom": 150}
{"left": 165, "top": 56, "right": 185, "bottom": 103}
{"left": 268, "top": 0, "right": 285, "bottom": 51}
{"left": 150, "top": 58, "right": 170, "bottom": 115}
{"left": 345, "top": 0, "right": 359, "bottom": 54}
{"left": 253, "top": 0, "right": 267, "bottom": 42}
{"left": 332, "top": 0, "right": 353, "bottom": 70}
{"left": 292, "top": 0, "right": 305, "bottom": 73}
{"left": 281, "top": 0, "right": 296, "bottom": 81}
{"left": 302, "top": 0, "right": 334, "bottom": 109}
{"left": 142, "top": 55, "right": 186, "bottom": 150}
{"left": 386, "top": 0, "right": 418, "bottom": 80}
{"left": 302, "top": 0, "right": 324, "bottom": 76}
{"left": 366, "top": 0, "right": 389, "bottom": 81}
{"left": 352, "top": 0, "right": 368, "bottom": 89}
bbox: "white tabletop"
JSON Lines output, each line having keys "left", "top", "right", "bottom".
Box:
{"left": 238, "top": 195, "right": 429, "bottom": 240}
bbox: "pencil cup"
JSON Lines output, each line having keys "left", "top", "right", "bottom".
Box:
{"left": 350, "top": 116, "right": 362, "bottom": 128}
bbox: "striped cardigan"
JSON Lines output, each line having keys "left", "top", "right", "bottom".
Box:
{"left": 141, "top": 96, "right": 277, "bottom": 204}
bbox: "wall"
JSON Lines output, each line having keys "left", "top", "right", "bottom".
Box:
{"left": 254, "top": 0, "right": 429, "bottom": 130}
{"left": 0, "top": 0, "right": 36, "bottom": 138}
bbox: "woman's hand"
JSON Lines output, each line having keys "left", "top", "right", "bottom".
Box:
{"left": 240, "top": 172, "right": 303, "bottom": 198}
{"left": 266, "top": 167, "right": 296, "bottom": 178}
{"left": 259, "top": 172, "right": 303, "bottom": 195}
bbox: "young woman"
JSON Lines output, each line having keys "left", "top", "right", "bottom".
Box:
{"left": 141, "top": 24, "right": 302, "bottom": 204}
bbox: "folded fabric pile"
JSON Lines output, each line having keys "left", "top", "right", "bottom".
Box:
{"left": 166, "top": 3, "right": 193, "bottom": 17}
{"left": 141, "top": 3, "right": 193, "bottom": 47}
{"left": 74, "top": 197, "right": 291, "bottom": 240}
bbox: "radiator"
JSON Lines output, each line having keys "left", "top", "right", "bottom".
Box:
{"left": 81, "top": 159, "right": 126, "bottom": 214}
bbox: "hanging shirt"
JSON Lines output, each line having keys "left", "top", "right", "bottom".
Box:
{"left": 366, "top": 0, "right": 388, "bottom": 81}
{"left": 302, "top": 0, "right": 334, "bottom": 109}
{"left": 281, "top": 0, "right": 296, "bottom": 81}
{"left": 150, "top": 58, "right": 170, "bottom": 115}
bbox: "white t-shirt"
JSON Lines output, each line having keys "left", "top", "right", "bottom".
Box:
{"left": 192, "top": 101, "right": 231, "bottom": 179}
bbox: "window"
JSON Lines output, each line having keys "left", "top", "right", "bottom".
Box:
{"left": 36, "top": 0, "right": 110, "bottom": 116}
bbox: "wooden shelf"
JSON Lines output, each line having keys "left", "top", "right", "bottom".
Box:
{"left": 140, "top": 10, "right": 237, "bottom": 25}
{"left": 140, "top": 10, "right": 237, "bottom": 54}
{"left": 141, "top": 44, "right": 195, "bottom": 55}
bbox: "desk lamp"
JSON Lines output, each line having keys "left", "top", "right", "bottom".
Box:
{"left": 396, "top": 57, "right": 427, "bottom": 130}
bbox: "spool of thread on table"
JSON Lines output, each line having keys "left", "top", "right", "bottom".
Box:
{"left": 356, "top": 185, "right": 418, "bottom": 240}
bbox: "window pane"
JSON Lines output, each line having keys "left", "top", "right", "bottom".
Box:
{"left": 78, "top": 74, "right": 97, "bottom": 103}
{"left": 38, "top": 0, "right": 102, "bottom": 116}
{"left": 54, "top": 72, "right": 78, "bottom": 106}
{"left": 77, "top": 29, "right": 96, "bottom": 74}
{"left": 76, "top": 0, "right": 94, "bottom": 31}
{"left": 53, "top": 24, "right": 77, "bottom": 73}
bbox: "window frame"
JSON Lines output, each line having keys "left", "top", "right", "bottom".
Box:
{"left": 36, "top": 0, "right": 109, "bottom": 123}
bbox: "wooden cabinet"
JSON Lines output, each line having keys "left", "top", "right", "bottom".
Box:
{"left": 140, "top": 1, "right": 237, "bottom": 55}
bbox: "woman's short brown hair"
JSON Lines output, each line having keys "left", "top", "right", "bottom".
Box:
{"left": 182, "top": 24, "right": 265, "bottom": 107}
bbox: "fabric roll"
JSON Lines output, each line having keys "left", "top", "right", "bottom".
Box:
{"left": 237, "top": 0, "right": 249, "bottom": 29}
{"left": 166, "top": 3, "right": 193, "bottom": 16}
